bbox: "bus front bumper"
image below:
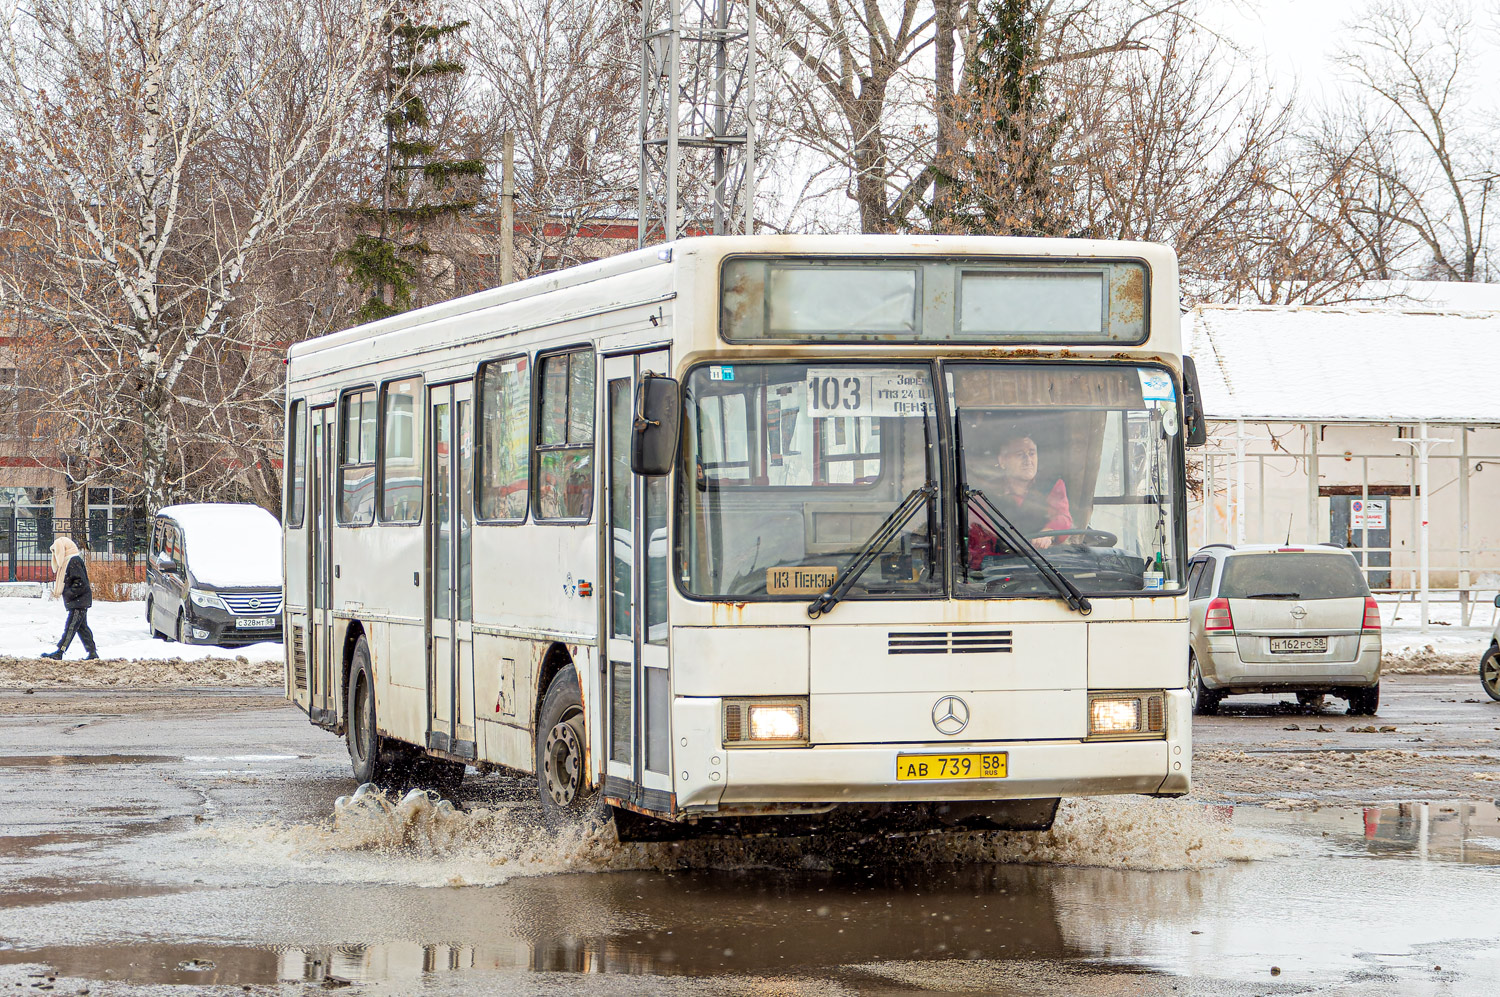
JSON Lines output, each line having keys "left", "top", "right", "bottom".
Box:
{"left": 675, "top": 689, "right": 1192, "bottom": 811}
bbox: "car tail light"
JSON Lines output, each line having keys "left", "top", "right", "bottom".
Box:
{"left": 1204, "top": 597, "right": 1234, "bottom": 632}
{"left": 1363, "top": 596, "right": 1381, "bottom": 632}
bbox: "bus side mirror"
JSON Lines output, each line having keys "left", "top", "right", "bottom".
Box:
{"left": 1181, "top": 355, "right": 1207, "bottom": 448}
{"left": 631, "top": 373, "right": 681, "bottom": 476}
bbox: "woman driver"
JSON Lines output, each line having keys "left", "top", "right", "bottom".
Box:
{"left": 967, "top": 429, "right": 1072, "bottom": 570}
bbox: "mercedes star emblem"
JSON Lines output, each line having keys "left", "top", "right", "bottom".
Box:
{"left": 932, "top": 695, "right": 970, "bottom": 736}
{"left": 1290, "top": 604, "right": 1307, "bottom": 620}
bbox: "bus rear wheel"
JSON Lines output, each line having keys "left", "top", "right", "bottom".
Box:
{"left": 347, "top": 636, "right": 396, "bottom": 786}
{"left": 536, "top": 665, "right": 603, "bottom": 827}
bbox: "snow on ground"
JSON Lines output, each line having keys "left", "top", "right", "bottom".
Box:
{"left": 0, "top": 596, "right": 281, "bottom": 688}
{"left": 1377, "top": 596, "right": 1494, "bottom": 674}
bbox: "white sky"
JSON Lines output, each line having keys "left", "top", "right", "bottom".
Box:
{"left": 1203, "top": 0, "right": 1500, "bottom": 106}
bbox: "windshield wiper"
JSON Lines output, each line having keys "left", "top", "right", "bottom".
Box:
{"left": 967, "top": 488, "right": 1092, "bottom": 615}
{"left": 806, "top": 481, "right": 937, "bottom": 619}
{"left": 952, "top": 406, "right": 1090, "bottom": 615}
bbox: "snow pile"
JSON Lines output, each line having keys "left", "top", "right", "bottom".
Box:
{"left": 194, "top": 792, "right": 1271, "bottom": 889}
{"left": 0, "top": 599, "right": 281, "bottom": 680}
{"left": 158, "top": 503, "right": 282, "bottom": 588}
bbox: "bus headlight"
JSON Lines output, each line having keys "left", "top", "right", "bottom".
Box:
{"left": 723, "top": 698, "right": 808, "bottom": 745}
{"left": 1088, "top": 692, "right": 1167, "bottom": 739}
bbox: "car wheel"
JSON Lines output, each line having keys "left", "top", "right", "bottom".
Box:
{"left": 174, "top": 610, "right": 186, "bottom": 644}
{"left": 145, "top": 597, "right": 165, "bottom": 640}
{"left": 1481, "top": 646, "right": 1500, "bottom": 703}
{"left": 1346, "top": 682, "right": 1380, "bottom": 716}
{"left": 535, "top": 665, "right": 606, "bottom": 828}
{"left": 1190, "top": 654, "right": 1220, "bottom": 716}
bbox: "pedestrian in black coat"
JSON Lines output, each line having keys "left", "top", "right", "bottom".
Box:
{"left": 42, "top": 537, "right": 98, "bottom": 660}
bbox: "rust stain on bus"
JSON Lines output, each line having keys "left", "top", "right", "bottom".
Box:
{"left": 1113, "top": 266, "right": 1146, "bottom": 326}
{"left": 711, "top": 601, "right": 748, "bottom": 625}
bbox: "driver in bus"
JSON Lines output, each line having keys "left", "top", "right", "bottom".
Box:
{"left": 968, "top": 428, "right": 1072, "bottom": 570}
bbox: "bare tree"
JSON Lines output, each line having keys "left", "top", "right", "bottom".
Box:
{"left": 0, "top": 0, "right": 391, "bottom": 512}
{"left": 1331, "top": 0, "right": 1497, "bottom": 280}
{"left": 463, "top": 0, "right": 638, "bottom": 278}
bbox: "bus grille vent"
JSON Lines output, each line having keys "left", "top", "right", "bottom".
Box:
{"left": 291, "top": 624, "right": 308, "bottom": 691}
{"left": 888, "top": 630, "right": 1013, "bottom": 655}
{"left": 723, "top": 703, "right": 744, "bottom": 742}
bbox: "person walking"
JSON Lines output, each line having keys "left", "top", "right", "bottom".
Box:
{"left": 41, "top": 537, "right": 98, "bottom": 661}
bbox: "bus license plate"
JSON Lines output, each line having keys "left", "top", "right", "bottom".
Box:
{"left": 896, "top": 752, "right": 1007, "bottom": 781}
{"left": 235, "top": 617, "right": 275, "bottom": 629}
{"left": 1270, "top": 637, "right": 1326, "bottom": 653}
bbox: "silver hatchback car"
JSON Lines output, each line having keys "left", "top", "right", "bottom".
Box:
{"left": 1187, "top": 544, "right": 1381, "bottom": 716}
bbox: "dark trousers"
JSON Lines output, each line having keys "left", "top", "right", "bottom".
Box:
{"left": 58, "top": 608, "right": 97, "bottom": 656}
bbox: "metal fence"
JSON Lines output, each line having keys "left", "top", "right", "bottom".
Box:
{"left": 0, "top": 515, "right": 148, "bottom": 582}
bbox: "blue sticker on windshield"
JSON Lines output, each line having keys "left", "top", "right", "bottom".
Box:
{"left": 1138, "top": 369, "right": 1175, "bottom": 402}
{"left": 709, "top": 365, "right": 735, "bottom": 382}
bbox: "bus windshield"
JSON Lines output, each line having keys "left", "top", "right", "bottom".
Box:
{"left": 950, "top": 362, "right": 1183, "bottom": 598}
{"left": 676, "top": 361, "right": 1184, "bottom": 602}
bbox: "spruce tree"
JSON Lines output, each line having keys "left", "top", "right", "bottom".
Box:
{"left": 341, "top": 6, "right": 485, "bottom": 322}
{"left": 940, "top": 0, "right": 1070, "bottom": 236}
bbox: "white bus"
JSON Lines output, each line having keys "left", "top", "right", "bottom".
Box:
{"left": 283, "top": 235, "right": 1206, "bottom": 839}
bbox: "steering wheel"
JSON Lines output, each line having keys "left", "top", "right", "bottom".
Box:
{"left": 1029, "top": 527, "right": 1119, "bottom": 547}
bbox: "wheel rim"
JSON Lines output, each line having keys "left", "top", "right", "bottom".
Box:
{"left": 354, "top": 672, "right": 372, "bottom": 764}
{"left": 1189, "top": 658, "right": 1201, "bottom": 708}
{"left": 1484, "top": 654, "right": 1500, "bottom": 692}
{"left": 543, "top": 710, "right": 585, "bottom": 807}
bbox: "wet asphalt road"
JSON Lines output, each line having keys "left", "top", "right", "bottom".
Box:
{"left": 1, "top": 679, "right": 1499, "bottom": 995}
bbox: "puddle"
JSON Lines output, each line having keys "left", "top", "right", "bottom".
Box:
{"left": 0, "top": 943, "right": 277, "bottom": 986}
{"left": 1244, "top": 800, "right": 1500, "bottom": 865}
{"left": 0, "top": 754, "right": 177, "bottom": 767}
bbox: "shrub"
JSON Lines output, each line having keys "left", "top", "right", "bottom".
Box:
{"left": 88, "top": 558, "right": 146, "bottom": 602}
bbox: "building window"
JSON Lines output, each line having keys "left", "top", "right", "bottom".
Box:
{"left": 477, "top": 356, "right": 530, "bottom": 522}
{"left": 535, "top": 349, "right": 594, "bottom": 521}
{"left": 339, "top": 388, "right": 377, "bottom": 525}
{"left": 86, "top": 486, "right": 145, "bottom": 554}
{"left": 379, "top": 379, "right": 423, "bottom": 523}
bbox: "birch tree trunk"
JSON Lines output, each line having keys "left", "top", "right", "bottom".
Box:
{"left": 0, "top": 0, "right": 391, "bottom": 513}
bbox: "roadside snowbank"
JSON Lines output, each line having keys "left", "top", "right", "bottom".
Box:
{"left": 0, "top": 598, "right": 281, "bottom": 687}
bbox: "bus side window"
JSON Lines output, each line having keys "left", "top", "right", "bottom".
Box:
{"left": 339, "top": 388, "right": 377, "bottom": 525}
{"left": 534, "top": 349, "right": 594, "bottom": 520}
{"left": 288, "top": 400, "right": 307, "bottom": 528}
{"left": 378, "top": 380, "right": 422, "bottom": 523}
{"left": 478, "top": 356, "right": 530, "bottom": 521}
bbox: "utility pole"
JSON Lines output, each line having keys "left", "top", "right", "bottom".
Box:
{"left": 638, "top": 0, "right": 757, "bottom": 245}
{"left": 500, "top": 131, "right": 515, "bottom": 285}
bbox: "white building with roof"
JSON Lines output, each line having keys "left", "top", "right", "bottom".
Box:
{"left": 1185, "top": 300, "right": 1500, "bottom": 627}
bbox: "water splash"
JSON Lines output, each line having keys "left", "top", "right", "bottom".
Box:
{"left": 191, "top": 790, "right": 1273, "bottom": 888}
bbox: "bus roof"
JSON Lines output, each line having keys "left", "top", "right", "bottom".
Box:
{"left": 288, "top": 234, "right": 1179, "bottom": 365}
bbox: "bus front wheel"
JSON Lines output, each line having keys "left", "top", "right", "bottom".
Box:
{"left": 536, "top": 665, "right": 602, "bottom": 826}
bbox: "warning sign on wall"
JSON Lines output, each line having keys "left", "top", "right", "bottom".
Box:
{"left": 1351, "top": 499, "right": 1387, "bottom": 530}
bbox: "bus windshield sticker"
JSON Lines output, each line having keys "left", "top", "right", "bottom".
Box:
{"left": 805, "top": 369, "right": 934, "bottom": 419}
{"left": 1138, "top": 368, "right": 1175, "bottom": 402}
{"left": 709, "top": 365, "right": 735, "bottom": 381}
{"left": 767, "top": 565, "right": 838, "bottom": 595}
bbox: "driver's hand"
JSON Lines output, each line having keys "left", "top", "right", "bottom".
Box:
{"left": 1033, "top": 536, "right": 1053, "bottom": 549}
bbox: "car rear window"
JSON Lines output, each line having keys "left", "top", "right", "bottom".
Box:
{"left": 1219, "top": 553, "right": 1369, "bottom": 600}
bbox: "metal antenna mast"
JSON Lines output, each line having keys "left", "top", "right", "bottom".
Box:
{"left": 637, "top": 0, "right": 757, "bottom": 245}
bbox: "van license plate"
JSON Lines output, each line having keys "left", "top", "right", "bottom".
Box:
{"left": 1270, "top": 637, "right": 1326, "bottom": 653}
{"left": 896, "top": 752, "right": 1007, "bottom": 781}
{"left": 236, "top": 617, "right": 275, "bottom": 629}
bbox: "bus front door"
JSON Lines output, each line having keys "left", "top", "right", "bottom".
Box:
{"left": 603, "top": 349, "right": 673, "bottom": 811}
{"left": 308, "top": 404, "right": 337, "bottom": 725}
{"left": 426, "top": 382, "right": 476, "bottom": 760}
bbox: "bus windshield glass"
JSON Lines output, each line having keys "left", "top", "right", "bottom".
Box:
{"left": 951, "top": 363, "right": 1183, "bottom": 598}
{"left": 679, "top": 362, "right": 943, "bottom": 602}
{"left": 677, "top": 360, "right": 1185, "bottom": 602}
